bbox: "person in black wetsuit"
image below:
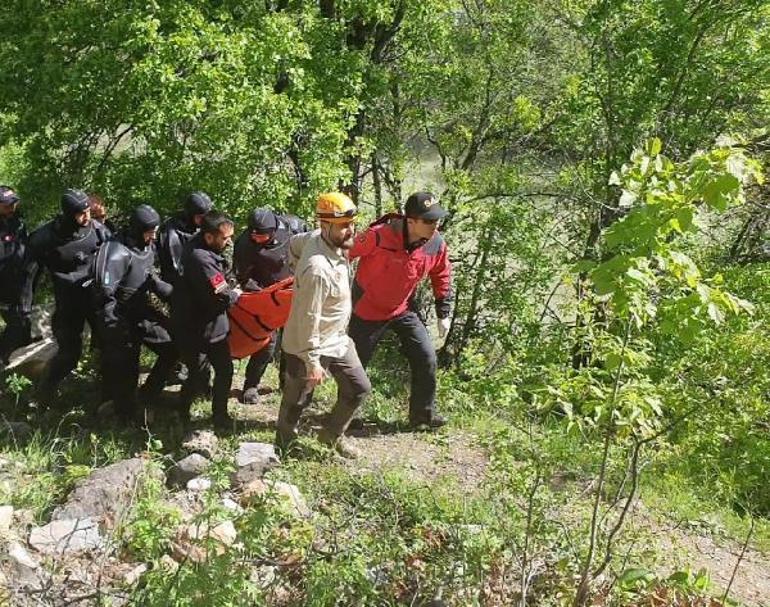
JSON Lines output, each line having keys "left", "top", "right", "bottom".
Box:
{"left": 232, "top": 209, "right": 307, "bottom": 404}
{"left": 23, "top": 188, "right": 111, "bottom": 396}
{"left": 0, "top": 186, "right": 32, "bottom": 369}
{"left": 157, "top": 191, "right": 213, "bottom": 286}
{"left": 93, "top": 204, "right": 177, "bottom": 424}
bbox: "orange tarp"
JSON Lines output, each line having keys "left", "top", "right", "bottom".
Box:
{"left": 228, "top": 277, "right": 294, "bottom": 359}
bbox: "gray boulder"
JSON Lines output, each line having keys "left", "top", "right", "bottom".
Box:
{"left": 167, "top": 453, "right": 210, "bottom": 488}
{"left": 28, "top": 518, "right": 103, "bottom": 555}
{"left": 231, "top": 443, "right": 280, "bottom": 487}
{"left": 52, "top": 458, "right": 161, "bottom": 527}
{"left": 7, "top": 541, "right": 46, "bottom": 590}
{"left": 182, "top": 430, "right": 219, "bottom": 459}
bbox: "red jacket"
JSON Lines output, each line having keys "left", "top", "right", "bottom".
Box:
{"left": 349, "top": 214, "right": 452, "bottom": 321}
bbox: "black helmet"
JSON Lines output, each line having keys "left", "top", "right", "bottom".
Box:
{"left": 184, "top": 191, "right": 213, "bottom": 217}
{"left": 60, "top": 189, "right": 90, "bottom": 216}
{"left": 129, "top": 204, "right": 160, "bottom": 242}
{"left": 248, "top": 208, "right": 279, "bottom": 234}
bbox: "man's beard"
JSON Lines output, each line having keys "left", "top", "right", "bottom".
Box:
{"left": 332, "top": 233, "right": 354, "bottom": 249}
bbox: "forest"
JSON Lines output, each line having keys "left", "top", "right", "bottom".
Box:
{"left": 1, "top": 1, "right": 770, "bottom": 605}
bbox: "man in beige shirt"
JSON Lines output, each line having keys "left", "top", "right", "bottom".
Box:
{"left": 277, "top": 192, "right": 371, "bottom": 458}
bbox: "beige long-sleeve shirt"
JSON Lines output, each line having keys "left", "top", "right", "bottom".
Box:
{"left": 282, "top": 230, "right": 351, "bottom": 372}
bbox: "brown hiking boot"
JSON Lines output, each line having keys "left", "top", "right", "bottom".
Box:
{"left": 317, "top": 428, "right": 361, "bottom": 459}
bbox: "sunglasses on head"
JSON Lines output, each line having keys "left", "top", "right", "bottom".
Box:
{"left": 318, "top": 209, "right": 358, "bottom": 219}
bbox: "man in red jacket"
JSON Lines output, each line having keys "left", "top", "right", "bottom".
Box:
{"left": 348, "top": 191, "right": 452, "bottom": 428}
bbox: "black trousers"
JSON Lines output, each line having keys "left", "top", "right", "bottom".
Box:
{"left": 0, "top": 304, "right": 31, "bottom": 364}
{"left": 45, "top": 293, "right": 98, "bottom": 390}
{"left": 348, "top": 311, "right": 437, "bottom": 420}
{"left": 179, "top": 338, "right": 232, "bottom": 419}
{"left": 101, "top": 321, "right": 178, "bottom": 419}
{"left": 243, "top": 331, "right": 276, "bottom": 390}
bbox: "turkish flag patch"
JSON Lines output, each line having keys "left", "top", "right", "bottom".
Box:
{"left": 209, "top": 272, "right": 227, "bottom": 293}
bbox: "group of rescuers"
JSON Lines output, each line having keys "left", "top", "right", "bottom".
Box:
{"left": 0, "top": 186, "right": 452, "bottom": 458}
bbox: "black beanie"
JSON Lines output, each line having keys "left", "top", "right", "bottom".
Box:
{"left": 60, "top": 189, "right": 90, "bottom": 216}
{"left": 184, "top": 191, "right": 213, "bottom": 217}
{"left": 248, "top": 208, "right": 279, "bottom": 233}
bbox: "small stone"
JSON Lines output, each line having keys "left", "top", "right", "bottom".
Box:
{"left": 28, "top": 518, "right": 103, "bottom": 555}
{"left": 239, "top": 479, "right": 268, "bottom": 506}
{"left": 7, "top": 541, "right": 45, "bottom": 590}
{"left": 8, "top": 541, "right": 39, "bottom": 570}
{"left": 221, "top": 497, "right": 243, "bottom": 513}
{"left": 182, "top": 430, "right": 219, "bottom": 460}
{"left": 0, "top": 505, "right": 13, "bottom": 533}
{"left": 231, "top": 443, "right": 279, "bottom": 487}
{"left": 172, "top": 519, "right": 237, "bottom": 563}
{"left": 159, "top": 554, "right": 179, "bottom": 573}
{"left": 267, "top": 481, "right": 311, "bottom": 518}
{"left": 167, "top": 454, "right": 210, "bottom": 488}
{"left": 12, "top": 508, "right": 34, "bottom": 527}
{"left": 186, "top": 477, "right": 212, "bottom": 492}
{"left": 210, "top": 521, "right": 237, "bottom": 546}
{"left": 123, "top": 563, "right": 148, "bottom": 586}
{"left": 235, "top": 442, "right": 279, "bottom": 469}
{"left": 250, "top": 565, "right": 277, "bottom": 589}
{"left": 243, "top": 479, "right": 311, "bottom": 518}
{"left": 171, "top": 540, "right": 206, "bottom": 563}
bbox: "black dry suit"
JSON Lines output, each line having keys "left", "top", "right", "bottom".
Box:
{"left": 233, "top": 209, "right": 301, "bottom": 291}
{"left": 0, "top": 199, "right": 31, "bottom": 363}
{"left": 93, "top": 205, "right": 177, "bottom": 421}
{"left": 232, "top": 209, "right": 307, "bottom": 395}
{"left": 157, "top": 191, "right": 213, "bottom": 285}
{"left": 23, "top": 189, "right": 111, "bottom": 390}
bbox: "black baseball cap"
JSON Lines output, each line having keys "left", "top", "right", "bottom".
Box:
{"left": 0, "top": 186, "right": 20, "bottom": 205}
{"left": 404, "top": 192, "right": 447, "bottom": 221}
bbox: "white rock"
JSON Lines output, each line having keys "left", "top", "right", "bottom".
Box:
{"left": 186, "top": 477, "right": 212, "bottom": 492}
{"left": 210, "top": 521, "right": 237, "bottom": 546}
{"left": 28, "top": 518, "right": 103, "bottom": 555}
{"left": 159, "top": 554, "right": 179, "bottom": 573}
{"left": 123, "top": 563, "right": 148, "bottom": 586}
{"left": 8, "top": 541, "right": 39, "bottom": 570}
{"left": 0, "top": 505, "right": 13, "bottom": 533}
{"left": 221, "top": 497, "right": 243, "bottom": 513}
{"left": 267, "top": 481, "right": 311, "bottom": 518}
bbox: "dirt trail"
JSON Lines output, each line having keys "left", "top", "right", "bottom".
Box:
{"left": 235, "top": 397, "right": 769, "bottom": 605}
{"left": 637, "top": 513, "right": 770, "bottom": 607}
{"left": 346, "top": 430, "right": 488, "bottom": 492}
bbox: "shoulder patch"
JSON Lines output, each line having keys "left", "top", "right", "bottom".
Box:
{"left": 209, "top": 272, "right": 227, "bottom": 293}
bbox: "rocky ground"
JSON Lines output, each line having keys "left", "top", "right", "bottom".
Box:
{"left": 0, "top": 373, "right": 768, "bottom": 606}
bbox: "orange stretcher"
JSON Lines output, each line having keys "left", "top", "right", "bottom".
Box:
{"left": 227, "top": 277, "right": 294, "bottom": 359}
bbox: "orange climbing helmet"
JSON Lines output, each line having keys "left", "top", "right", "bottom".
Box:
{"left": 316, "top": 192, "right": 358, "bottom": 223}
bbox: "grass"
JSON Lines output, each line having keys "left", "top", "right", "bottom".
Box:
{"left": 0, "top": 343, "right": 768, "bottom": 606}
